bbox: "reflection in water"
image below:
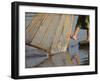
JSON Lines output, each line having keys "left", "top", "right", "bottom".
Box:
{"left": 25, "top": 39, "right": 89, "bottom": 68}
{"left": 68, "top": 38, "right": 89, "bottom": 65}
{"left": 68, "top": 39, "right": 80, "bottom": 65}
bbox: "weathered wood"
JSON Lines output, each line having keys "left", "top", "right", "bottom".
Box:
{"left": 26, "top": 13, "right": 77, "bottom": 55}
{"left": 26, "top": 43, "right": 50, "bottom": 53}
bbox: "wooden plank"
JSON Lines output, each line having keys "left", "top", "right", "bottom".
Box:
{"left": 26, "top": 43, "right": 50, "bottom": 53}
{"left": 26, "top": 14, "right": 76, "bottom": 55}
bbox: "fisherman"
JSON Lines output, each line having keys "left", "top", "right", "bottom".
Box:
{"left": 71, "top": 15, "right": 90, "bottom": 41}
{"left": 69, "top": 15, "right": 89, "bottom": 65}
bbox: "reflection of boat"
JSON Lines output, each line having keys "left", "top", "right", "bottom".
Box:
{"left": 26, "top": 13, "right": 78, "bottom": 55}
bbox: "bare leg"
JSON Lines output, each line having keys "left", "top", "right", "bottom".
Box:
{"left": 71, "top": 27, "right": 80, "bottom": 40}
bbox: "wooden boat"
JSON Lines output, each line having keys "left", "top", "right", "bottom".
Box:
{"left": 26, "top": 13, "right": 78, "bottom": 55}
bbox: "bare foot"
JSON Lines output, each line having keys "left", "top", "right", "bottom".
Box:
{"left": 71, "top": 35, "right": 77, "bottom": 40}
